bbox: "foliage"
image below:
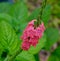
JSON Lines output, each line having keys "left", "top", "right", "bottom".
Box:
{"left": 48, "top": 46, "right": 60, "bottom": 61}
{"left": 44, "top": 27, "right": 59, "bottom": 50}
{"left": 0, "top": 0, "right": 59, "bottom": 61}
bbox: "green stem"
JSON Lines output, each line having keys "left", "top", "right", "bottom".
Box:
{"left": 37, "top": 15, "right": 40, "bottom": 26}
{"left": 4, "top": 55, "right": 10, "bottom": 61}
{"left": 37, "top": 0, "right": 47, "bottom": 26}
{"left": 4, "top": 49, "right": 22, "bottom": 61}
{"left": 41, "top": 0, "right": 47, "bottom": 18}
{"left": 33, "top": 0, "right": 47, "bottom": 27}
{"left": 34, "top": 21, "right": 37, "bottom": 29}
{"left": 34, "top": 53, "right": 40, "bottom": 61}
{"left": 10, "top": 49, "right": 21, "bottom": 61}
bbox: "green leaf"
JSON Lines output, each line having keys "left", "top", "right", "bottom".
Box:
{"left": 42, "top": 5, "right": 51, "bottom": 26}
{"left": 48, "top": 46, "right": 60, "bottom": 61}
{"left": 28, "top": 34, "right": 46, "bottom": 55}
{"left": 0, "top": 2, "right": 11, "bottom": 13}
{"left": 45, "top": 27, "right": 59, "bottom": 50}
{"left": 9, "top": 2, "right": 28, "bottom": 32}
{"left": 48, "top": 55, "right": 59, "bottom": 61}
{"left": 0, "top": 13, "right": 19, "bottom": 32}
{"left": 53, "top": 46, "right": 60, "bottom": 57}
{"left": 9, "top": 2, "right": 28, "bottom": 22}
{"left": 28, "top": 7, "right": 41, "bottom": 21}
{"left": 0, "top": 13, "right": 12, "bottom": 23}
{"left": 52, "top": 4, "right": 60, "bottom": 18}
{"left": 0, "top": 45, "right": 4, "bottom": 59}
{"left": 0, "top": 21, "right": 20, "bottom": 55}
{"left": 15, "top": 51, "right": 36, "bottom": 61}
{"left": 34, "top": 53, "right": 40, "bottom": 61}
{"left": 17, "top": 0, "right": 27, "bottom": 3}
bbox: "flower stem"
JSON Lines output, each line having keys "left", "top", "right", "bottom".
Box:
{"left": 37, "top": 0, "right": 47, "bottom": 26}
{"left": 4, "top": 49, "right": 22, "bottom": 61}
{"left": 40, "top": 0, "right": 47, "bottom": 19}
{"left": 4, "top": 55, "right": 10, "bottom": 61}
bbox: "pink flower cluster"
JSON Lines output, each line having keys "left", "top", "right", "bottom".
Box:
{"left": 21, "top": 20, "right": 45, "bottom": 50}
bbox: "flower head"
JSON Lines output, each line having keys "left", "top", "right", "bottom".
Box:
{"left": 21, "top": 41, "right": 30, "bottom": 50}
{"left": 21, "top": 20, "right": 45, "bottom": 50}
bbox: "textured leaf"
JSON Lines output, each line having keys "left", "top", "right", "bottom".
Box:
{"left": 0, "top": 21, "right": 20, "bottom": 55}
{"left": 42, "top": 5, "right": 51, "bottom": 26}
{"left": 0, "top": 13, "right": 12, "bottom": 23}
{"left": 28, "top": 7, "right": 41, "bottom": 21}
{"left": 9, "top": 2, "right": 28, "bottom": 22}
{"left": 28, "top": 34, "right": 46, "bottom": 55}
{"left": 0, "top": 2, "right": 11, "bottom": 13}
{"left": 9, "top": 2, "right": 28, "bottom": 32}
{"left": 45, "top": 27, "right": 59, "bottom": 50}
{"left": 0, "top": 13, "right": 19, "bottom": 32}
{"left": 15, "top": 51, "right": 36, "bottom": 61}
